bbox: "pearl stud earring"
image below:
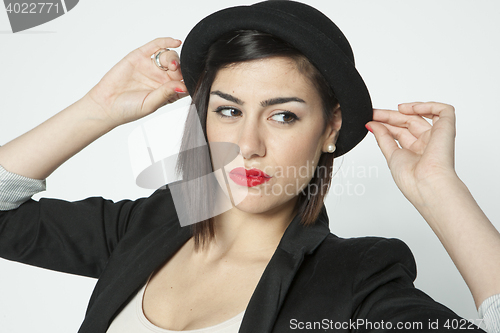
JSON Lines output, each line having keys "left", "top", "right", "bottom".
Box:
{"left": 327, "top": 144, "right": 336, "bottom": 153}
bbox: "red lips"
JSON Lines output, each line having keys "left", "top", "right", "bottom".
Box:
{"left": 229, "top": 167, "right": 271, "bottom": 187}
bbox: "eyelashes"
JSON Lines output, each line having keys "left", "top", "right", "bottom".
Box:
{"left": 212, "top": 106, "right": 299, "bottom": 125}
{"left": 213, "top": 106, "right": 241, "bottom": 119}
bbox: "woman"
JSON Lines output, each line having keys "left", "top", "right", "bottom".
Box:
{"left": 0, "top": 1, "right": 499, "bottom": 332}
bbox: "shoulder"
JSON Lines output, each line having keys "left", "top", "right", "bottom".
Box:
{"left": 312, "top": 233, "right": 417, "bottom": 283}
{"left": 124, "top": 183, "right": 180, "bottom": 231}
{"left": 307, "top": 234, "right": 419, "bottom": 308}
{"left": 317, "top": 233, "right": 415, "bottom": 266}
{"left": 287, "top": 234, "right": 419, "bottom": 312}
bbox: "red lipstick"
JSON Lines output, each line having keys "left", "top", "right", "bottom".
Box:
{"left": 229, "top": 167, "right": 271, "bottom": 187}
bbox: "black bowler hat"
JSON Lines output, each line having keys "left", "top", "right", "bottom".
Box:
{"left": 180, "top": 0, "right": 373, "bottom": 157}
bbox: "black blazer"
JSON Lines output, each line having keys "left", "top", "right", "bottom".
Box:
{"left": 0, "top": 185, "right": 485, "bottom": 332}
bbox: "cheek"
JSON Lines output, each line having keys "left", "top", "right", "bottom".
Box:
{"left": 206, "top": 115, "right": 233, "bottom": 145}
{"left": 271, "top": 132, "right": 323, "bottom": 186}
{"left": 288, "top": 138, "right": 318, "bottom": 165}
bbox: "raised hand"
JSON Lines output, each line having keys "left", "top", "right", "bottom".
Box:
{"left": 366, "top": 102, "right": 458, "bottom": 207}
{"left": 367, "top": 102, "right": 500, "bottom": 308}
{"left": 86, "top": 37, "right": 189, "bottom": 128}
{"left": 0, "top": 38, "right": 189, "bottom": 180}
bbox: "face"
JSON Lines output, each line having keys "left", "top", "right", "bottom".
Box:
{"left": 206, "top": 57, "right": 340, "bottom": 215}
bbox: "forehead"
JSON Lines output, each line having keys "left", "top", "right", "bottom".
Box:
{"left": 212, "top": 57, "right": 310, "bottom": 88}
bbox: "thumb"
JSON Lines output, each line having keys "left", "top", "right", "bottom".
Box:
{"left": 366, "top": 121, "right": 399, "bottom": 164}
{"left": 142, "top": 81, "right": 189, "bottom": 113}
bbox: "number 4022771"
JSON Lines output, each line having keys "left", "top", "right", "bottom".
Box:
{"left": 5, "top": 2, "right": 59, "bottom": 14}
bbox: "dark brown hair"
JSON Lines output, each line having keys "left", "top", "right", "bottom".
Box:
{"left": 177, "top": 30, "right": 339, "bottom": 250}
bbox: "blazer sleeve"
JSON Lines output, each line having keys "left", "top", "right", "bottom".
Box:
{"left": 0, "top": 164, "right": 152, "bottom": 279}
{"left": 351, "top": 238, "right": 486, "bottom": 332}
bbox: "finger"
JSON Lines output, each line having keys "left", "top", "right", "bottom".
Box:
{"left": 399, "top": 102, "right": 456, "bottom": 168}
{"left": 373, "top": 108, "right": 431, "bottom": 138}
{"left": 378, "top": 121, "right": 435, "bottom": 155}
{"left": 366, "top": 120, "right": 400, "bottom": 163}
{"left": 129, "top": 43, "right": 183, "bottom": 87}
{"left": 143, "top": 81, "right": 189, "bottom": 113}
{"left": 398, "top": 101, "right": 455, "bottom": 120}
{"left": 391, "top": 102, "right": 456, "bottom": 148}
{"left": 159, "top": 50, "right": 183, "bottom": 81}
{"left": 403, "top": 102, "right": 456, "bottom": 142}
{"left": 374, "top": 122, "right": 420, "bottom": 150}
{"left": 158, "top": 49, "right": 180, "bottom": 71}
{"left": 411, "top": 103, "right": 456, "bottom": 130}
{"left": 139, "top": 37, "right": 182, "bottom": 56}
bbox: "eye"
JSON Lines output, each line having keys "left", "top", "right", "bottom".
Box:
{"left": 213, "top": 106, "right": 242, "bottom": 118}
{"left": 269, "top": 111, "right": 299, "bottom": 125}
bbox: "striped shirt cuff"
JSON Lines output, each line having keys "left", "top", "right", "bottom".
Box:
{"left": 0, "top": 164, "right": 46, "bottom": 211}
{"left": 479, "top": 293, "right": 500, "bottom": 333}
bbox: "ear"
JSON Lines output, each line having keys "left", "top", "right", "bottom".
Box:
{"left": 321, "top": 104, "right": 342, "bottom": 153}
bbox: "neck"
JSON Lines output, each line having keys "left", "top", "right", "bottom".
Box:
{"left": 196, "top": 196, "right": 299, "bottom": 262}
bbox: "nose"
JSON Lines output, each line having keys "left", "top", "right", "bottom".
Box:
{"left": 237, "top": 117, "right": 266, "bottom": 160}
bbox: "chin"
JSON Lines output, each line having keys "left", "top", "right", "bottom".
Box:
{"left": 232, "top": 198, "right": 280, "bottom": 215}
{"left": 234, "top": 188, "right": 298, "bottom": 215}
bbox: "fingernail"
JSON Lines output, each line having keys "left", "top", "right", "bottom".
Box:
{"left": 172, "top": 60, "right": 179, "bottom": 67}
{"left": 175, "top": 88, "right": 187, "bottom": 93}
{"left": 365, "top": 124, "right": 373, "bottom": 133}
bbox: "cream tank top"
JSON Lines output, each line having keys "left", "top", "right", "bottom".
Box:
{"left": 106, "top": 281, "right": 245, "bottom": 333}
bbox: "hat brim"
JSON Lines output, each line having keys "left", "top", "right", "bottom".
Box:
{"left": 180, "top": 2, "right": 372, "bottom": 157}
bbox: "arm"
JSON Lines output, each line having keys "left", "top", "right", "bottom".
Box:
{"left": 366, "top": 102, "right": 500, "bottom": 309}
{"left": 410, "top": 172, "right": 500, "bottom": 309}
{"left": 0, "top": 38, "right": 188, "bottom": 276}
{"left": 0, "top": 37, "right": 187, "bottom": 180}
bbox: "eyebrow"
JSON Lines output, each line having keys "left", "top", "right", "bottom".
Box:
{"left": 210, "top": 90, "right": 306, "bottom": 107}
{"left": 261, "top": 97, "right": 306, "bottom": 107}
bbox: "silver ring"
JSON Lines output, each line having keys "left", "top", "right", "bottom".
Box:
{"left": 151, "top": 48, "right": 170, "bottom": 71}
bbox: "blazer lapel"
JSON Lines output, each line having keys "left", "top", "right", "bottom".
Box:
{"left": 239, "top": 204, "right": 331, "bottom": 333}
{"left": 79, "top": 214, "right": 193, "bottom": 333}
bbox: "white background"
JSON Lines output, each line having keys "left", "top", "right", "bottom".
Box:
{"left": 1, "top": 0, "right": 499, "bottom": 332}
